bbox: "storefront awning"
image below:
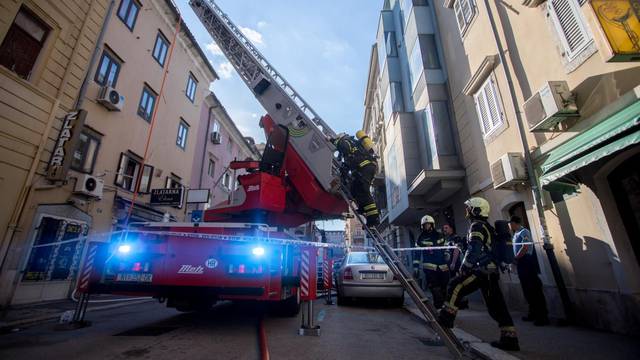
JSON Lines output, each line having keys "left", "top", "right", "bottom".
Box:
{"left": 540, "top": 101, "right": 640, "bottom": 187}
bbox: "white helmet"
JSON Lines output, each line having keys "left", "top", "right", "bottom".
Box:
{"left": 464, "top": 197, "right": 490, "bottom": 218}
{"left": 420, "top": 215, "right": 435, "bottom": 226}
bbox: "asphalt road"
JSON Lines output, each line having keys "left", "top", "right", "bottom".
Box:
{"left": 0, "top": 298, "right": 455, "bottom": 360}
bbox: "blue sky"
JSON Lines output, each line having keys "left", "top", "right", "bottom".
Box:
{"left": 175, "top": 1, "right": 382, "bottom": 230}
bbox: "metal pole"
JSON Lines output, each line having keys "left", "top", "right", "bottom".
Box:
{"left": 298, "top": 300, "right": 320, "bottom": 336}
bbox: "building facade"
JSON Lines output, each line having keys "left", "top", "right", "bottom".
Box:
{"left": 368, "top": 0, "right": 639, "bottom": 334}
{"left": 189, "top": 92, "right": 260, "bottom": 217}
{"left": 344, "top": 216, "right": 366, "bottom": 250}
{"left": 0, "top": 0, "right": 217, "bottom": 306}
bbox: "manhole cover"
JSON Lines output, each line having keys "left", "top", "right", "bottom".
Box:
{"left": 115, "top": 326, "right": 179, "bottom": 336}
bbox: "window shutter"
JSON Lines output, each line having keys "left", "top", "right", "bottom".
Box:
{"left": 115, "top": 153, "right": 126, "bottom": 186}
{"left": 461, "top": 0, "right": 474, "bottom": 22}
{"left": 474, "top": 90, "right": 491, "bottom": 134}
{"left": 454, "top": 1, "right": 465, "bottom": 33}
{"left": 484, "top": 78, "right": 503, "bottom": 128}
{"left": 549, "top": 0, "right": 591, "bottom": 60}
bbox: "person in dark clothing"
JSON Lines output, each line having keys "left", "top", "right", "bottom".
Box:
{"left": 510, "top": 215, "right": 549, "bottom": 326}
{"left": 413, "top": 215, "right": 450, "bottom": 308}
{"left": 438, "top": 197, "right": 519, "bottom": 351}
{"left": 332, "top": 132, "right": 379, "bottom": 226}
{"left": 442, "top": 222, "right": 469, "bottom": 310}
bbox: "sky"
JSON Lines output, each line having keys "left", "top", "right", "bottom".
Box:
{"left": 175, "top": 1, "right": 382, "bottom": 230}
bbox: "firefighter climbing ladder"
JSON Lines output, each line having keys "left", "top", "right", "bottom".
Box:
{"left": 339, "top": 189, "right": 466, "bottom": 359}
{"left": 189, "top": 0, "right": 466, "bottom": 357}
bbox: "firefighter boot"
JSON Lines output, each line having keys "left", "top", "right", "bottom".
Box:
{"left": 490, "top": 327, "right": 520, "bottom": 351}
{"left": 437, "top": 305, "right": 456, "bottom": 328}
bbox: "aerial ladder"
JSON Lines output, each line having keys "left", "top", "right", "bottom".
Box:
{"left": 189, "top": 1, "right": 466, "bottom": 357}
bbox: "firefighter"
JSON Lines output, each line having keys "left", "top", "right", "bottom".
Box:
{"left": 438, "top": 197, "right": 520, "bottom": 351}
{"left": 442, "top": 222, "right": 469, "bottom": 310}
{"left": 413, "top": 215, "right": 449, "bottom": 309}
{"left": 332, "top": 131, "right": 379, "bottom": 226}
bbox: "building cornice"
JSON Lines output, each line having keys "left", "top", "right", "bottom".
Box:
{"left": 462, "top": 55, "right": 500, "bottom": 96}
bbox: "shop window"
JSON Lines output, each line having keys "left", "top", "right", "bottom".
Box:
{"left": 0, "top": 7, "right": 50, "bottom": 80}
{"left": 117, "top": 0, "right": 140, "bottom": 31}
{"left": 152, "top": 31, "right": 169, "bottom": 66}
{"left": 23, "top": 217, "right": 87, "bottom": 281}
{"left": 71, "top": 128, "right": 101, "bottom": 173}
{"left": 94, "top": 49, "right": 121, "bottom": 86}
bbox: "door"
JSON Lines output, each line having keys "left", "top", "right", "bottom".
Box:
{"left": 608, "top": 152, "right": 640, "bottom": 267}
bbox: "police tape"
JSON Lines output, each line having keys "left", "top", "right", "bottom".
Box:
{"left": 356, "top": 242, "right": 541, "bottom": 252}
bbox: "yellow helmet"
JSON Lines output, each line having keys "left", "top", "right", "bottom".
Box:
{"left": 355, "top": 130, "right": 367, "bottom": 140}
{"left": 420, "top": 214, "right": 435, "bottom": 226}
{"left": 464, "top": 197, "right": 490, "bottom": 218}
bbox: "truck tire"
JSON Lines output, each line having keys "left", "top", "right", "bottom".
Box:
{"left": 278, "top": 291, "right": 300, "bottom": 317}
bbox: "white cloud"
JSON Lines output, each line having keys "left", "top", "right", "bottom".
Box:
{"left": 322, "top": 40, "right": 349, "bottom": 59}
{"left": 206, "top": 42, "right": 223, "bottom": 56}
{"left": 217, "top": 61, "right": 234, "bottom": 79}
{"left": 240, "top": 26, "right": 264, "bottom": 46}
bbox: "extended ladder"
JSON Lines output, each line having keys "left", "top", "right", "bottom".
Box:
{"left": 190, "top": 0, "right": 340, "bottom": 193}
{"left": 339, "top": 188, "right": 467, "bottom": 359}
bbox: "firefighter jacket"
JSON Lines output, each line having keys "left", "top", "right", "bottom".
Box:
{"left": 334, "top": 135, "right": 377, "bottom": 173}
{"left": 413, "top": 230, "right": 449, "bottom": 271}
{"left": 461, "top": 218, "right": 497, "bottom": 273}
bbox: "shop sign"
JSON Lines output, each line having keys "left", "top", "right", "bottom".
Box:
{"left": 150, "top": 188, "right": 184, "bottom": 206}
{"left": 590, "top": 0, "right": 640, "bottom": 61}
{"left": 46, "top": 109, "right": 88, "bottom": 181}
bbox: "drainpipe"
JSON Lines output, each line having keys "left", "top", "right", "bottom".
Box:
{"left": 482, "top": 0, "right": 574, "bottom": 322}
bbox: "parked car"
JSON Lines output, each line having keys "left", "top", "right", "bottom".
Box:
{"left": 335, "top": 251, "right": 404, "bottom": 306}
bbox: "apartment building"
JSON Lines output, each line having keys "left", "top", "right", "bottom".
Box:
{"left": 344, "top": 216, "right": 367, "bottom": 250}
{"left": 0, "top": 0, "right": 217, "bottom": 306}
{"left": 366, "top": 0, "right": 468, "bottom": 252}
{"left": 427, "top": 0, "right": 639, "bottom": 334}
{"left": 189, "top": 92, "right": 260, "bottom": 217}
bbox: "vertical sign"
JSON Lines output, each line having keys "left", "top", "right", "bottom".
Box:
{"left": 46, "top": 109, "right": 88, "bottom": 181}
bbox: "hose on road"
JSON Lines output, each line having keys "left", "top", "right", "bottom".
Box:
{"left": 258, "top": 316, "right": 270, "bottom": 360}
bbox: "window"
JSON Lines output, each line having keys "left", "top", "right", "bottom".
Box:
{"left": 71, "top": 129, "right": 101, "bottom": 173}
{"left": 22, "top": 217, "right": 88, "bottom": 281}
{"left": 0, "top": 7, "right": 49, "bottom": 80}
{"left": 166, "top": 174, "right": 183, "bottom": 189}
{"left": 137, "top": 85, "right": 156, "bottom": 121}
{"left": 176, "top": 119, "right": 189, "bottom": 149}
{"left": 152, "top": 31, "right": 169, "bottom": 66}
{"left": 402, "top": 0, "right": 413, "bottom": 25}
{"left": 186, "top": 73, "right": 197, "bottom": 102}
{"left": 384, "top": 31, "right": 397, "bottom": 57}
{"left": 227, "top": 138, "right": 233, "bottom": 152}
{"left": 453, "top": 0, "right": 476, "bottom": 36}
{"left": 222, "top": 171, "right": 231, "bottom": 189}
{"left": 473, "top": 76, "right": 504, "bottom": 136}
{"left": 117, "top": 0, "right": 140, "bottom": 30}
{"left": 115, "top": 152, "right": 152, "bottom": 192}
{"left": 94, "top": 49, "right": 121, "bottom": 86}
{"left": 548, "top": 0, "right": 592, "bottom": 61}
{"left": 422, "top": 35, "right": 441, "bottom": 69}
{"left": 208, "top": 158, "right": 215, "bottom": 178}
{"left": 409, "top": 39, "right": 423, "bottom": 90}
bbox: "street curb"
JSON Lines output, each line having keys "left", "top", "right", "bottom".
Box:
{"left": 403, "top": 305, "right": 519, "bottom": 360}
{"left": 0, "top": 298, "right": 154, "bottom": 332}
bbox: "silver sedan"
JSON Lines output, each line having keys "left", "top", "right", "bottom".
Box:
{"left": 335, "top": 251, "right": 404, "bottom": 306}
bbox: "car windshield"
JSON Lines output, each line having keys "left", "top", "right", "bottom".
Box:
{"left": 348, "top": 252, "right": 385, "bottom": 264}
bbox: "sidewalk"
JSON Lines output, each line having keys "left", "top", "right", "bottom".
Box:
{"left": 406, "top": 300, "right": 640, "bottom": 360}
{"left": 0, "top": 295, "right": 153, "bottom": 333}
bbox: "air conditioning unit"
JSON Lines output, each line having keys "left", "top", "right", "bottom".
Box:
{"left": 523, "top": 81, "right": 578, "bottom": 132}
{"left": 210, "top": 131, "right": 221, "bottom": 144}
{"left": 97, "top": 86, "right": 124, "bottom": 111}
{"left": 74, "top": 174, "right": 104, "bottom": 198}
{"left": 490, "top": 153, "right": 527, "bottom": 189}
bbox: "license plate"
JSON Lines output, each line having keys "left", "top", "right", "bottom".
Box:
{"left": 361, "top": 272, "right": 385, "bottom": 280}
{"left": 115, "top": 273, "right": 153, "bottom": 282}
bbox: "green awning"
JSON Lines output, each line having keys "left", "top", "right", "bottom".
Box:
{"left": 540, "top": 101, "right": 640, "bottom": 187}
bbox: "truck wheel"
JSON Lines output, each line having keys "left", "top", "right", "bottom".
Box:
{"left": 279, "top": 291, "right": 300, "bottom": 317}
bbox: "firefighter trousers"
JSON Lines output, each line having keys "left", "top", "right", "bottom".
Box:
{"left": 425, "top": 269, "right": 449, "bottom": 309}
{"left": 445, "top": 271, "right": 514, "bottom": 328}
{"left": 351, "top": 163, "right": 379, "bottom": 225}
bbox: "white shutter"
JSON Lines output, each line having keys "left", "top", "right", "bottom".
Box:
{"left": 461, "top": 0, "right": 475, "bottom": 23}
{"left": 454, "top": 0, "right": 465, "bottom": 33}
{"left": 474, "top": 89, "right": 491, "bottom": 134}
{"left": 484, "top": 78, "right": 503, "bottom": 129}
{"left": 549, "top": 0, "right": 591, "bottom": 60}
